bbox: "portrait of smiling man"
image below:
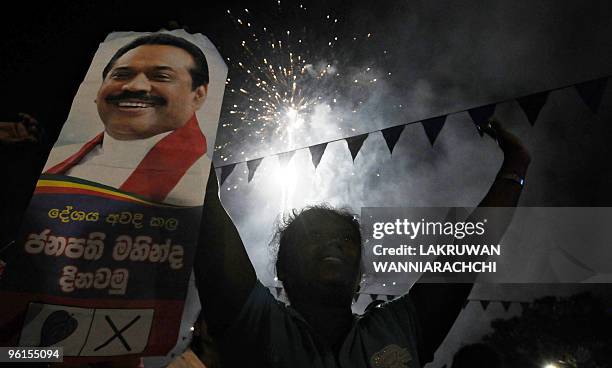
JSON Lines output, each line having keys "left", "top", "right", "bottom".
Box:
{"left": 1, "top": 31, "right": 227, "bottom": 366}
{"left": 44, "top": 32, "right": 214, "bottom": 206}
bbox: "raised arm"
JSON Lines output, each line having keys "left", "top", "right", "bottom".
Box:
{"left": 194, "top": 167, "right": 257, "bottom": 334}
{"left": 408, "top": 120, "right": 531, "bottom": 364}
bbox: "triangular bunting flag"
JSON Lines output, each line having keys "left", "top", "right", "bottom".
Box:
{"left": 421, "top": 115, "right": 447, "bottom": 146}
{"left": 480, "top": 300, "right": 490, "bottom": 311}
{"left": 345, "top": 134, "right": 368, "bottom": 161}
{"left": 277, "top": 150, "right": 295, "bottom": 167}
{"left": 353, "top": 293, "right": 360, "bottom": 303}
{"left": 381, "top": 125, "right": 405, "bottom": 154}
{"left": 370, "top": 294, "right": 378, "bottom": 301}
{"left": 386, "top": 295, "right": 396, "bottom": 301}
{"left": 520, "top": 302, "right": 530, "bottom": 311}
{"left": 275, "top": 287, "right": 282, "bottom": 298}
{"left": 219, "top": 163, "right": 236, "bottom": 186}
{"left": 309, "top": 143, "right": 328, "bottom": 169}
{"left": 575, "top": 77, "right": 608, "bottom": 113}
{"left": 247, "top": 158, "right": 263, "bottom": 182}
{"left": 517, "top": 91, "right": 550, "bottom": 125}
{"left": 468, "top": 104, "right": 496, "bottom": 136}
{"left": 501, "top": 301, "right": 512, "bottom": 311}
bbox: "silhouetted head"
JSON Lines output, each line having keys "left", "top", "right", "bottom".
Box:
{"left": 274, "top": 205, "right": 362, "bottom": 306}
{"left": 451, "top": 343, "right": 503, "bottom": 368}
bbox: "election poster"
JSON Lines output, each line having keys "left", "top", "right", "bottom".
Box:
{"left": 0, "top": 29, "right": 227, "bottom": 363}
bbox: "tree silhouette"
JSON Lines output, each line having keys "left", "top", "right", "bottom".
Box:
{"left": 483, "top": 293, "right": 612, "bottom": 368}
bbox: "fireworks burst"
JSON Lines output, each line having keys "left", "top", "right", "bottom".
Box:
{"left": 216, "top": 1, "right": 396, "bottom": 163}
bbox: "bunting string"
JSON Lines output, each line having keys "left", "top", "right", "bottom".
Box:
{"left": 216, "top": 75, "right": 609, "bottom": 183}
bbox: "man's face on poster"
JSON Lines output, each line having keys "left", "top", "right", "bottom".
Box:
{"left": 96, "top": 44, "right": 207, "bottom": 140}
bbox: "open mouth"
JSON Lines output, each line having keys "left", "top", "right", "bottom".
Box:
{"left": 106, "top": 94, "right": 166, "bottom": 109}
{"left": 322, "top": 256, "right": 343, "bottom": 264}
{"left": 115, "top": 100, "right": 156, "bottom": 108}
